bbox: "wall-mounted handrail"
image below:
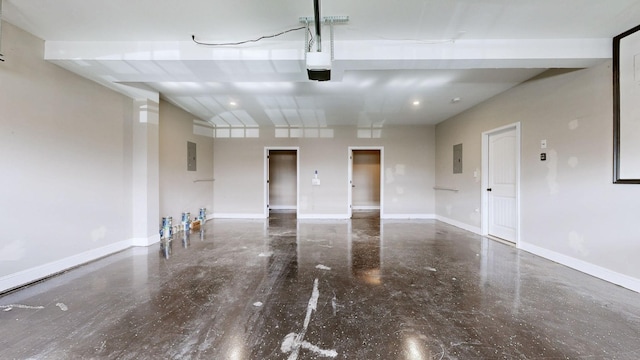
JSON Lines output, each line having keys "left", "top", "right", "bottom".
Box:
{"left": 433, "top": 186, "right": 459, "bottom": 192}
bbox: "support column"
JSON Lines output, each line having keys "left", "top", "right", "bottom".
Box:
{"left": 131, "top": 98, "right": 160, "bottom": 246}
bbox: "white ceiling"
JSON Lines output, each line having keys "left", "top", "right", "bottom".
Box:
{"left": 4, "top": 0, "right": 640, "bottom": 127}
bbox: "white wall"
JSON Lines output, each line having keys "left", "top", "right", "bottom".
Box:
{"left": 159, "top": 100, "right": 214, "bottom": 224}
{"left": 212, "top": 125, "right": 436, "bottom": 218}
{"left": 0, "top": 23, "right": 135, "bottom": 291}
{"left": 435, "top": 62, "right": 640, "bottom": 291}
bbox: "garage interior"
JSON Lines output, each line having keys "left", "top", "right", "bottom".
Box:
{"left": 2, "top": 1, "right": 640, "bottom": 358}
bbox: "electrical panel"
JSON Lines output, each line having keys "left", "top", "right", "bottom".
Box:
{"left": 453, "top": 143, "right": 463, "bottom": 174}
{"left": 187, "top": 141, "right": 197, "bottom": 171}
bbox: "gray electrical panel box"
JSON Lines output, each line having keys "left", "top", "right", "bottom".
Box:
{"left": 187, "top": 141, "right": 197, "bottom": 171}
{"left": 453, "top": 143, "right": 462, "bottom": 174}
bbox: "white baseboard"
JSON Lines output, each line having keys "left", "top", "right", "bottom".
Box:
{"left": 297, "top": 213, "right": 434, "bottom": 220}
{"left": 0, "top": 239, "right": 132, "bottom": 293}
{"left": 519, "top": 242, "right": 640, "bottom": 294}
{"left": 297, "top": 213, "right": 351, "bottom": 220}
{"left": 382, "top": 213, "right": 435, "bottom": 220}
{"left": 435, "top": 215, "right": 482, "bottom": 235}
{"left": 131, "top": 234, "right": 160, "bottom": 247}
{"left": 212, "top": 213, "right": 266, "bottom": 219}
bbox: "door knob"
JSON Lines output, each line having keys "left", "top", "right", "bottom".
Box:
{"left": 487, "top": 188, "right": 492, "bottom": 191}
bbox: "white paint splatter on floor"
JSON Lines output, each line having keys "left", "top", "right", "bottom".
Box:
{"left": 253, "top": 302, "right": 263, "bottom": 307}
{"left": 316, "top": 264, "right": 331, "bottom": 271}
{"left": 281, "top": 279, "right": 338, "bottom": 359}
{"left": 0, "top": 304, "right": 45, "bottom": 311}
{"left": 258, "top": 252, "right": 273, "bottom": 257}
{"left": 281, "top": 333, "right": 338, "bottom": 359}
{"left": 56, "top": 303, "right": 68, "bottom": 311}
{"left": 303, "top": 279, "right": 319, "bottom": 329}
{"left": 425, "top": 267, "right": 437, "bottom": 272}
{"left": 97, "top": 340, "right": 107, "bottom": 353}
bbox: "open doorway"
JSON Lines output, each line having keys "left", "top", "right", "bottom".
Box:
{"left": 349, "top": 147, "right": 383, "bottom": 219}
{"left": 265, "top": 148, "right": 299, "bottom": 218}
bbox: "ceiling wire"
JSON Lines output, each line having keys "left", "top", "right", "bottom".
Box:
{"left": 306, "top": 23, "right": 315, "bottom": 52}
{"left": 192, "top": 26, "right": 310, "bottom": 47}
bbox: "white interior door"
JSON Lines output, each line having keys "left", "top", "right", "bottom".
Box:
{"left": 487, "top": 127, "right": 518, "bottom": 242}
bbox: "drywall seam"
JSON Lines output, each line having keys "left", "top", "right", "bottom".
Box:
{"left": 0, "top": 239, "right": 132, "bottom": 293}
{"left": 519, "top": 241, "right": 640, "bottom": 294}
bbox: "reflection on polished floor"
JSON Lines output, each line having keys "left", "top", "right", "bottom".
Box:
{"left": 1, "top": 214, "right": 640, "bottom": 359}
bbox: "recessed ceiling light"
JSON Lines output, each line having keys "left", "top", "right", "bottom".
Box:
{"left": 229, "top": 101, "right": 237, "bottom": 106}
{"left": 412, "top": 100, "right": 420, "bottom": 106}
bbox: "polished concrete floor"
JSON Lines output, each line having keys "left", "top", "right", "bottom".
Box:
{"left": 2, "top": 213, "right": 640, "bottom": 359}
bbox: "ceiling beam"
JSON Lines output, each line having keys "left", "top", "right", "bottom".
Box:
{"left": 45, "top": 38, "right": 610, "bottom": 69}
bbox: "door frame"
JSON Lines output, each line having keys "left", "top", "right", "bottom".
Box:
{"left": 348, "top": 146, "right": 384, "bottom": 218}
{"left": 481, "top": 123, "right": 521, "bottom": 246}
{"left": 264, "top": 147, "right": 300, "bottom": 218}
